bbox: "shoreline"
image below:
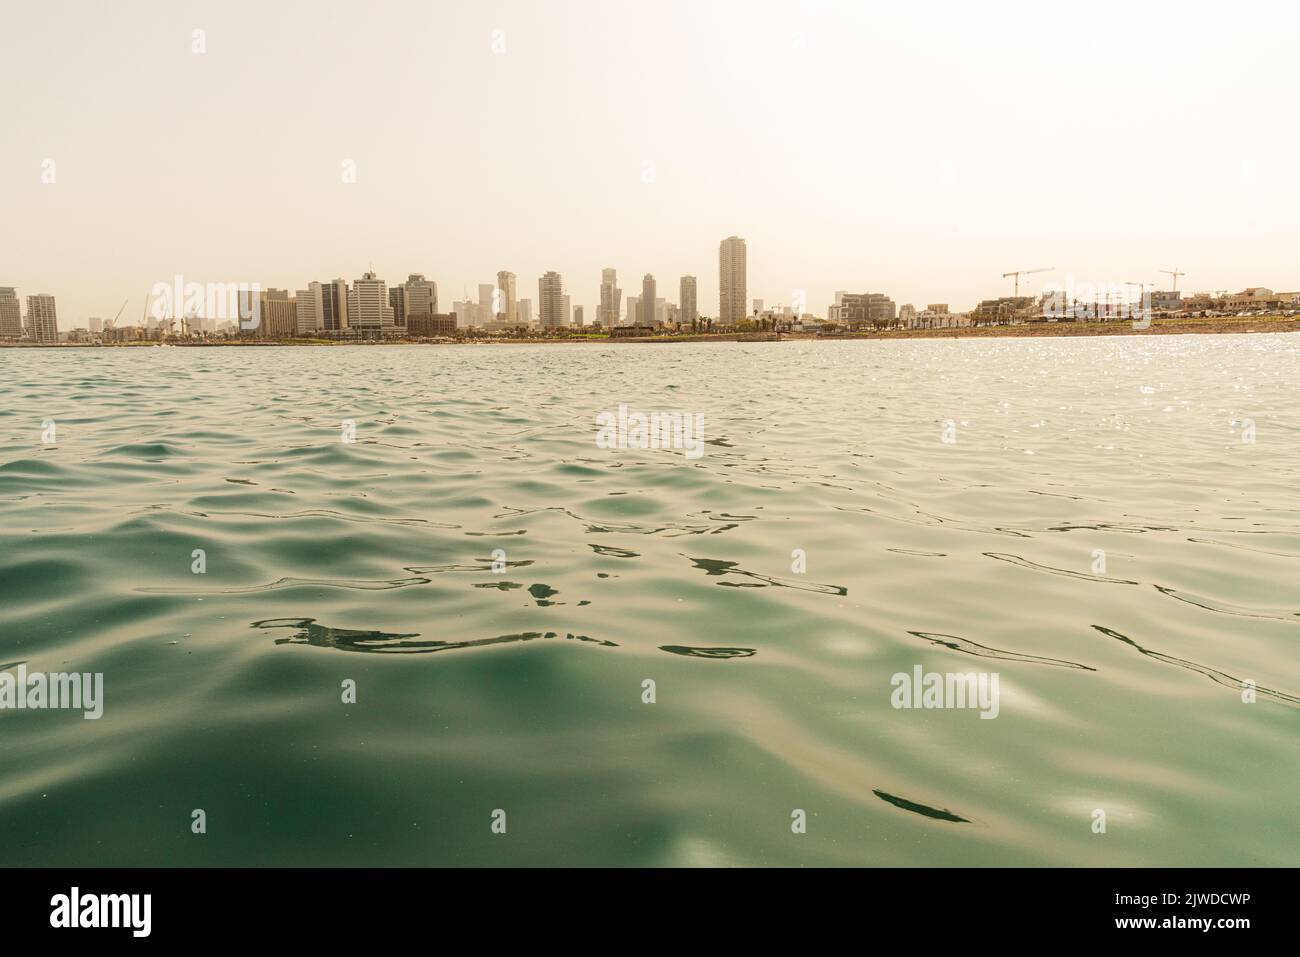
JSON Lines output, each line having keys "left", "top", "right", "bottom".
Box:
{"left": 5, "top": 315, "right": 1300, "bottom": 348}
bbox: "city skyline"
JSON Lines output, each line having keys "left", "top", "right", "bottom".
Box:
{"left": 6, "top": 248, "right": 1300, "bottom": 341}
{"left": 3, "top": 1, "right": 1298, "bottom": 325}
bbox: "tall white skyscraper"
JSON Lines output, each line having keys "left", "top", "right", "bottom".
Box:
{"left": 496, "top": 271, "right": 517, "bottom": 322}
{"left": 626, "top": 295, "right": 640, "bottom": 325}
{"left": 25, "top": 293, "right": 58, "bottom": 343}
{"left": 539, "top": 271, "right": 565, "bottom": 328}
{"left": 642, "top": 274, "right": 657, "bottom": 326}
{"left": 680, "top": 275, "right": 697, "bottom": 327}
{"left": 347, "top": 272, "right": 394, "bottom": 333}
{"left": 600, "top": 268, "right": 621, "bottom": 327}
{"left": 478, "top": 283, "right": 495, "bottom": 317}
{"left": 719, "top": 235, "right": 747, "bottom": 325}
{"left": 296, "top": 285, "right": 321, "bottom": 333}
{"left": 0, "top": 287, "right": 21, "bottom": 339}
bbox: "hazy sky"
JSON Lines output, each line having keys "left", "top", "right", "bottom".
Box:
{"left": 2, "top": 0, "right": 1297, "bottom": 324}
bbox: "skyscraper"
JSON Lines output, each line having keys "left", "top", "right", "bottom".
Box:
{"left": 642, "top": 274, "right": 657, "bottom": 327}
{"left": 296, "top": 286, "right": 321, "bottom": 333}
{"left": 260, "top": 292, "right": 298, "bottom": 338}
{"left": 347, "top": 272, "right": 394, "bottom": 333}
{"left": 388, "top": 287, "right": 407, "bottom": 328}
{"left": 599, "top": 268, "right": 621, "bottom": 327}
{"left": 680, "top": 275, "right": 697, "bottom": 327}
{"left": 317, "top": 279, "right": 349, "bottom": 331}
{"left": 719, "top": 235, "right": 747, "bottom": 325}
{"left": 539, "top": 271, "right": 565, "bottom": 329}
{"left": 496, "top": 271, "right": 517, "bottom": 322}
{"left": 0, "top": 287, "right": 21, "bottom": 339}
{"left": 25, "top": 293, "right": 58, "bottom": 343}
{"left": 405, "top": 274, "right": 438, "bottom": 317}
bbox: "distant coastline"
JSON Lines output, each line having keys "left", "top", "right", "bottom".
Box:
{"left": 4, "top": 314, "right": 1300, "bottom": 348}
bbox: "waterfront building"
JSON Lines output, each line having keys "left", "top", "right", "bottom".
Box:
{"left": 25, "top": 293, "right": 58, "bottom": 343}
{"left": 679, "top": 275, "right": 697, "bottom": 328}
{"left": 347, "top": 272, "right": 394, "bottom": 333}
{"left": 0, "top": 287, "right": 21, "bottom": 339}
{"left": 719, "top": 236, "right": 747, "bottom": 325}
{"left": 316, "top": 279, "right": 349, "bottom": 330}
{"left": 600, "top": 268, "right": 621, "bottom": 327}
{"left": 829, "top": 292, "right": 897, "bottom": 329}
{"left": 539, "top": 272, "right": 566, "bottom": 329}
{"left": 496, "top": 271, "right": 517, "bottom": 322}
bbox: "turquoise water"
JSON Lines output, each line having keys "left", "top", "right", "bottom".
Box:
{"left": 1, "top": 337, "right": 1297, "bottom": 866}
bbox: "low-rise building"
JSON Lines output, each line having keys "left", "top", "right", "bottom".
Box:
{"left": 829, "top": 292, "right": 897, "bottom": 329}
{"left": 407, "top": 313, "right": 458, "bottom": 337}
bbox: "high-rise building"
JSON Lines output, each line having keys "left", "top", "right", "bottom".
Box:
{"left": 573, "top": 305, "right": 584, "bottom": 327}
{"left": 600, "top": 268, "right": 621, "bottom": 327}
{"left": 719, "top": 235, "right": 747, "bottom": 325}
{"left": 25, "top": 294, "right": 58, "bottom": 343}
{"left": 296, "top": 287, "right": 320, "bottom": 333}
{"left": 317, "top": 279, "right": 349, "bottom": 330}
{"left": 642, "top": 274, "right": 657, "bottom": 327}
{"left": 680, "top": 275, "right": 697, "bottom": 327}
{"left": 261, "top": 293, "right": 298, "bottom": 338}
{"left": 391, "top": 273, "right": 438, "bottom": 328}
{"left": 626, "top": 295, "right": 640, "bottom": 325}
{"left": 496, "top": 271, "right": 517, "bottom": 322}
{"left": 539, "top": 271, "right": 565, "bottom": 328}
{"left": 88, "top": 316, "right": 103, "bottom": 334}
{"left": 404, "top": 274, "right": 437, "bottom": 316}
{"left": 0, "top": 287, "right": 21, "bottom": 339}
{"left": 451, "top": 299, "right": 473, "bottom": 328}
{"left": 347, "top": 272, "right": 394, "bottom": 333}
{"left": 388, "top": 287, "right": 407, "bottom": 328}
{"left": 517, "top": 298, "right": 533, "bottom": 327}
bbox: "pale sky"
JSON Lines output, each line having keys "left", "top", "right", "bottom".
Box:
{"left": 2, "top": 0, "right": 1297, "bottom": 325}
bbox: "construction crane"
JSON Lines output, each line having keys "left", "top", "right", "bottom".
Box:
{"left": 1003, "top": 267, "right": 1054, "bottom": 297}
{"left": 1160, "top": 268, "right": 1185, "bottom": 292}
{"left": 104, "top": 298, "right": 128, "bottom": 330}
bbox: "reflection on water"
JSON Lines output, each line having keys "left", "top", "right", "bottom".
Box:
{"left": 251, "top": 618, "right": 617, "bottom": 655}
{"left": 2, "top": 337, "right": 1299, "bottom": 866}
{"left": 659, "top": 645, "right": 757, "bottom": 659}
{"left": 873, "top": 790, "right": 971, "bottom": 824}
{"left": 1091, "top": 625, "right": 1300, "bottom": 705}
